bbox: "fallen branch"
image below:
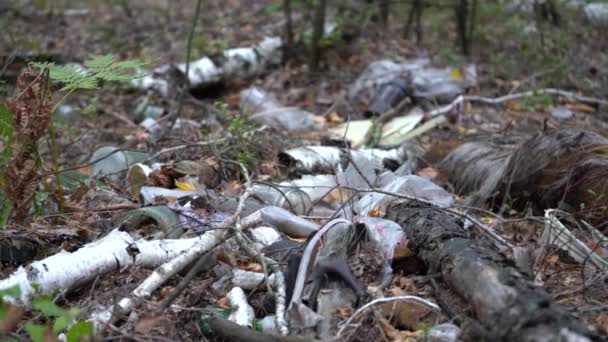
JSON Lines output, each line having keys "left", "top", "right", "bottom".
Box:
{"left": 386, "top": 201, "right": 593, "bottom": 341}
{"left": 0, "top": 229, "right": 202, "bottom": 305}
{"left": 233, "top": 163, "right": 289, "bottom": 335}
{"left": 89, "top": 164, "right": 265, "bottom": 331}
{"left": 144, "top": 125, "right": 268, "bottom": 163}
{"left": 428, "top": 88, "right": 608, "bottom": 118}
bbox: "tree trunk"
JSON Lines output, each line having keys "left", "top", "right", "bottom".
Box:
{"left": 385, "top": 202, "right": 594, "bottom": 341}
{"left": 283, "top": 0, "right": 294, "bottom": 63}
{"left": 310, "top": 0, "right": 326, "bottom": 72}
{"left": 378, "top": 0, "right": 389, "bottom": 28}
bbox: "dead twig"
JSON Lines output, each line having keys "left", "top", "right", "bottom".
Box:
{"left": 232, "top": 162, "right": 289, "bottom": 335}
{"left": 336, "top": 295, "right": 441, "bottom": 337}
{"left": 430, "top": 89, "right": 608, "bottom": 119}
{"left": 360, "top": 98, "right": 410, "bottom": 147}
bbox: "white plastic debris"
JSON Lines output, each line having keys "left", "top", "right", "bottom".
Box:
{"left": 242, "top": 206, "right": 319, "bottom": 238}
{"left": 585, "top": 3, "right": 608, "bottom": 28}
{"left": 426, "top": 323, "right": 462, "bottom": 342}
{"left": 282, "top": 175, "right": 338, "bottom": 204}
{"left": 356, "top": 217, "right": 407, "bottom": 263}
{"left": 552, "top": 106, "right": 575, "bottom": 120}
{"left": 250, "top": 184, "right": 312, "bottom": 215}
{"left": 250, "top": 226, "right": 281, "bottom": 247}
{"left": 231, "top": 269, "right": 276, "bottom": 290}
{"left": 256, "top": 315, "right": 278, "bottom": 334}
{"left": 89, "top": 146, "right": 146, "bottom": 180}
{"left": 240, "top": 87, "right": 323, "bottom": 131}
{"left": 227, "top": 287, "right": 255, "bottom": 328}
{"left": 356, "top": 175, "right": 454, "bottom": 215}
{"left": 140, "top": 117, "right": 163, "bottom": 136}
{"left": 537, "top": 209, "right": 608, "bottom": 271}
{"left": 411, "top": 64, "right": 477, "bottom": 103}
{"left": 139, "top": 186, "right": 200, "bottom": 205}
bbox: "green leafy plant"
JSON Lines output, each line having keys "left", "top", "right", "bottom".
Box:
{"left": 0, "top": 104, "right": 13, "bottom": 225}
{"left": 0, "top": 55, "right": 144, "bottom": 225}
{"left": 31, "top": 54, "right": 144, "bottom": 93}
{"left": 0, "top": 286, "right": 93, "bottom": 342}
{"left": 215, "top": 101, "right": 257, "bottom": 168}
{"left": 521, "top": 91, "right": 554, "bottom": 112}
{"left": 26, "top": 296, "right": 93, "bottom": 342}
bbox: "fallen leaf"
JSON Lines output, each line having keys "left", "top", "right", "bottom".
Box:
{"left": 217, "top": 297, "right": 230, "bottom": 308}
{"left": 328, "top": 111, "right": 344, "bottom": 124}
{"left": 380, "top": 301, "right": 438, "bottom": 330}
{"left": 595, "top": 313, "right": 608, "bottom": 334}
{"left": 175, "top": 179, "right": 196, "bottom": 191}
{"left": 505, "top": 101, "right": 521, "bottom": 111}
{"left": 450, "top": 68, "right": 463, "bottom": 80}
{"left": 314, "top": 115, "right": 327, "bottom": 124}
{"left": 134, "top": 316, "right": 163, "bottom": 334}
{"left": 417, "top": 167, "right": 438, "bottom": 179}
{"left": 242, "top": 263, "right": 262, "bottom": 272}
{"left": 0, "top": 304, "right": 24, "bottom": 335}
{"left": 566, "top": 103, "right": 595, "bottom": 114}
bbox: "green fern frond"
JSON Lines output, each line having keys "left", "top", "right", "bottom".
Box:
{"left": 83, "top": 55, "right": 116, "bottom": 71}
{"left": 30, "top": 55, "right": 145, "bottom": 92}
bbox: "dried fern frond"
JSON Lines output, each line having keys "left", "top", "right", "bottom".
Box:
{"left": 3, "top": 67, "right": 54, "bottom": 224}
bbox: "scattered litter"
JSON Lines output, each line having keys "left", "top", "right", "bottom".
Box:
{"left": 139, "top": 186, "right": 200, "bottom": 205}
{"left": 366, "top": 78, "right": 409, "bottom": 116}
{"left": 89, "top": 146, "right": 146, "bottom": 180}
{"left": 356, "top": 175, "right": 454, "bottom": 215}
{"left": 117, "top": 206, "right": 182, "bottom": 238}
{"left": 411, "top": 64, "right": 477, "bottom": 103}
{"left": 240, "top": 87, "right": 323, "bottom": 131}
{"left": 250, "top": 226, "right": 281, "bottom": 247}
{"left": 250, "top": 183, "right": 312, "bottom": 215}
{"left": 244, "top": 206, "right": 319, "bottom": 238}
{"left": 585, "top": 3, "right": 608, "bottom": 28}
{"left": 348, "top": 59, "right": 430, "bottom": 107}
{"left": 329, "top": 107, "right": 425, "bottom": 147}
{"left": 536, "top": 209, "right": 608, "bottom": 271}
{"left": 552, "top": 106, "right": 574, "bottom": 120}
{"left": 126, "top": 163, "right": 153, "bottom": 197}
{"left": 426, "top": 323, "right": 462, "bottom": 342}
{"left": 226, "top": 287, "right": 256, "bottom": 327}
{"left": 231, "top": 269, "right": 275, "bottom": 290}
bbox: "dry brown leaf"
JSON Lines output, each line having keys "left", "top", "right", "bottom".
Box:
{"left": 417, "top": 167, "right": 438, "bottom": 179}
{"left": 217, "top": 297, "right": 230, "bottom": 308}
{"left": 0, "top": 304, "right": 24, "bottom": 335}
{"left": 380, "top": 301, "right": 438, "bottom": 331}
{"left": 134, "top": 316, "right": 163, "bottom": 334}
{"left": 566, "top": 103, "right": 595, "bottom": 114}
{"left": 242, "top": 263, "right": 263, "bottom": 272}
{"left": 595, "top": 313, "right": 608, "bottom": 334}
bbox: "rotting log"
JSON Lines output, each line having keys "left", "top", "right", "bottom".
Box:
{"left": 439, "top": 128, "right": 608, "bottom": 225}
{"left": 386, "top": 202, "right": 595, "bottom": 342}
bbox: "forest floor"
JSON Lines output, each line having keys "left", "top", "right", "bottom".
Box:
{"left": 1, "top": 0, "right": 608, "bottom": 341}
